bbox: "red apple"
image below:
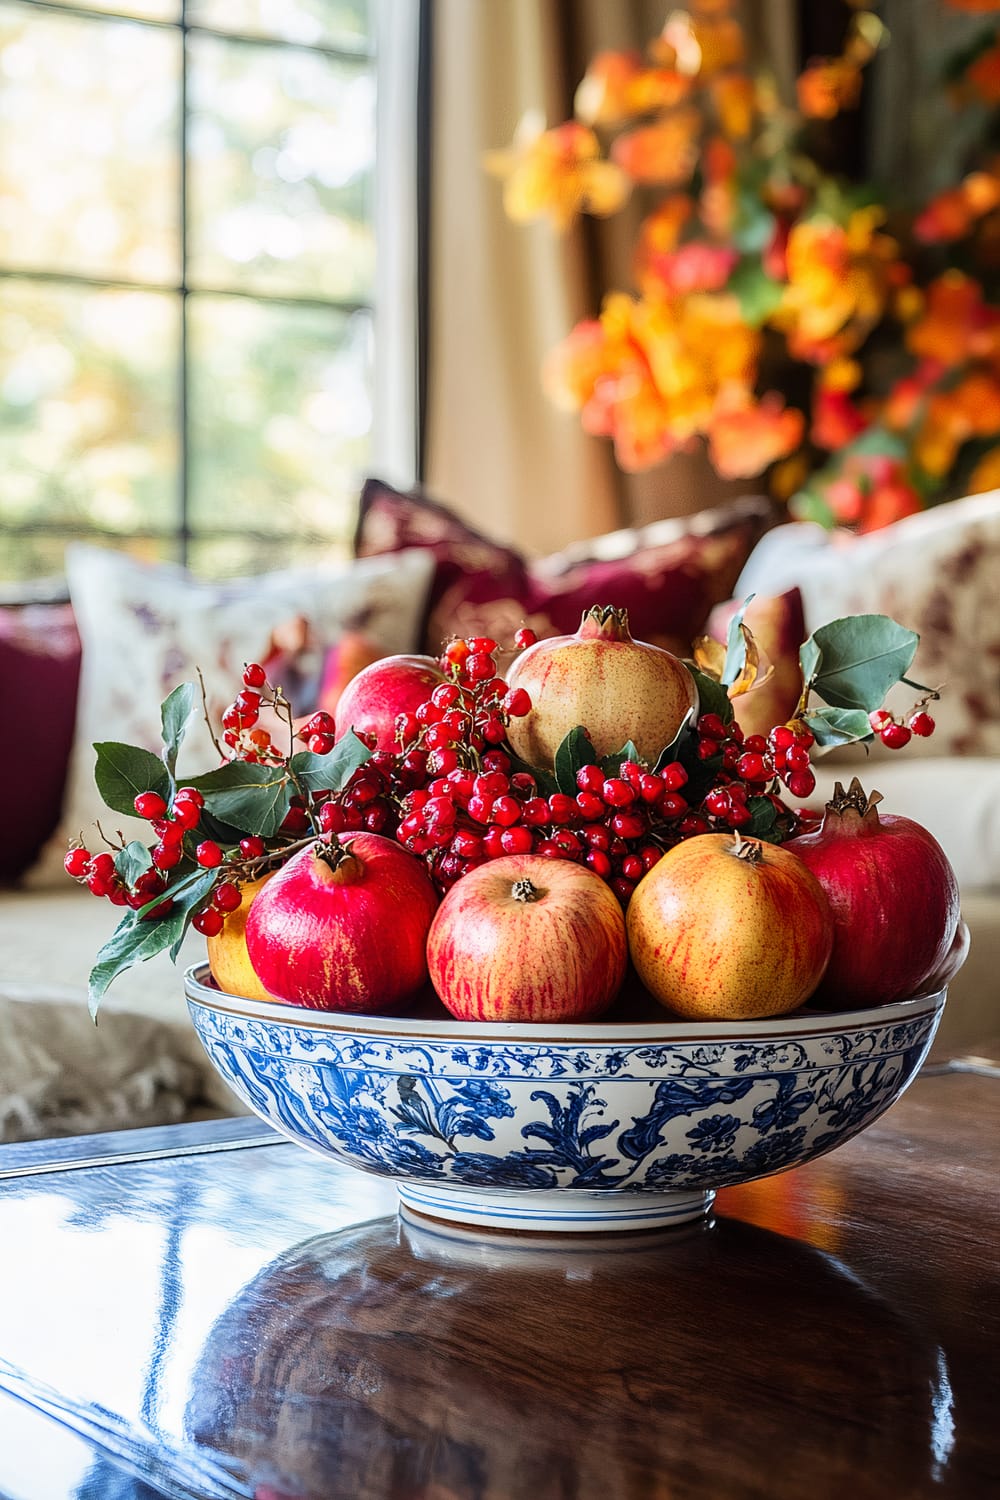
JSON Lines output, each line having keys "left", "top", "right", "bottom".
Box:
{"left": 627, "top": 833, "right": 833, "bottom": 1019}
{"left": 334, "top": 654, "right": 446, "bottom": 753}
{"left": 245, "top": 833, "right": 440, "bottom": 1012}
{"left": 426, "top": 855, "right": 627, "bottom": 1022}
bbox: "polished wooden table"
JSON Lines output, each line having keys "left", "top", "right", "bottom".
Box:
{"left": 0, "top": 1054, "right": 996, "bottom": 1500}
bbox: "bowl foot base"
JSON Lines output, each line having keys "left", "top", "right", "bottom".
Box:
{"left": 396, "top": 1182, "right": 715, "bottom": 1234}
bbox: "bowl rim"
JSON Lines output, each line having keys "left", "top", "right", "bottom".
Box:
{"left": 182, "top": 920, "right": 966, "bottom": 1045}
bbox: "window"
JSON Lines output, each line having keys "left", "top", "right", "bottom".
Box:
{"left": 0, "top": 0, "right": 394, "bottom": 581}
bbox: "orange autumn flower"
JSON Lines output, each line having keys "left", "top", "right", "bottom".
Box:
{"left": 915, "top": 170, "right": 1000, "bottom": 242}
{"left": 641, "top": 241, "right": 738, "bottom": 296}
{"left": 906, "top": 271, "right": 1000, "bottom": 366}
{"left": 484, "top": 115, "right": 630, "bottom": 229}
{"left": 574, "top": 51, "right": 692, "bottom": 126}
{"left": 707, "top": 393, "right": 804, "bottom": 480}
{"left": 611, "top": 108, "right": 702, "bottom": 187}
{"left": 773, "top": 212, "right": 899, "bottom": 361}
{"left": 883, "top": 362, "right": 943, "bottom": 431}
{"left": 942, "top": 0, "right": 1000, "bottom": 11}
{"left": 655, "top": 11, "right": 746, "bottom": 79}
{"left": 812, "top": 388, "right": 869, "bottom": 450}
{"left": 796, "top": 58, "right": 863, "bottom": 119}
{"left": 633, "top": 196, "right": 695, "bottom": 294}
{"left": 544, "top": 290, "right": 761, "bottom": 474}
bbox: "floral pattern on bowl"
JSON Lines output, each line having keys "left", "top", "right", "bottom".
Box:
{"left": 185, "top": 952, "right": 961, "bottom": 1234}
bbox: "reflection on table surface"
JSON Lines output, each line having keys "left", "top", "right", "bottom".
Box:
{"left": 0, "top": 1071, "right": 996, "bottom": 1500}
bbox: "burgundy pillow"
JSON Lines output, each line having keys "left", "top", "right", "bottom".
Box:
{"left": 356, "top": 477, "right": 775, "bottom": 656}
{"left": 0, "top": 603, "right": 81, "bottom": 881}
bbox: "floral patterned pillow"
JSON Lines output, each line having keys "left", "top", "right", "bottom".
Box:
{"left": 356, "top": 477, "right": 775, "bottom": 656}
{"left": 27, "top": 545, "right": 435, "bottom": 887}
{"left": 735, "top": 490, "right": 1000, "bottom": 759}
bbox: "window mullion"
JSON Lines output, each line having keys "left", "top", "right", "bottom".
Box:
{"left": 179, "top": 0, "right": 189, "bottom": 567}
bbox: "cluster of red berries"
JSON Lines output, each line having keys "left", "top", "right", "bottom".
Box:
{"left": 66, "top": 626, "right": 931, "bottom": 933}
{"left": 219, "top": 661, "right": 287, "bottom": 766}
{"left": 868, "top": 706, "right": 936, "bottom": 750}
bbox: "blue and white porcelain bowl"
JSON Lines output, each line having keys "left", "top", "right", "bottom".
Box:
{"left": 185, "top": 926, "right": 967, "bottom": 1234}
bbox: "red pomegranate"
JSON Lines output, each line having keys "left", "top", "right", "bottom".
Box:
{"left": 245, "top": 833, "right": 440, "bottom": 1012}
{"left": 790, "top": 778, "right": 960, "bottom": 1008}
{"left": 334, "top": 655, "right": 446, "bottom": 753}
{"left": 504, "top": 606, "right": 697, "bottom": 770}
{"left": 426, "top": 854, "right": 627, "bottom": 1022}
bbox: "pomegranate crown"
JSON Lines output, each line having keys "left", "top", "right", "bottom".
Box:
{"left": 578, "top": 604, "right": 632, "bottom": 641}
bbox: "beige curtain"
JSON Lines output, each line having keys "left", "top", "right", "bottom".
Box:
{"left": 423, "top": 0, "right": 797, "bottom": 557}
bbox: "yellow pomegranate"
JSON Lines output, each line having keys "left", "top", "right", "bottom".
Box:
{"left": 626, "top": 833, "right": 833, "bottom": 1020}
{"left": 505, "top": 606, "right": 697, "bottom": 770}
{"left": 205, "top": 873, "right": 280, "bottom": 1002}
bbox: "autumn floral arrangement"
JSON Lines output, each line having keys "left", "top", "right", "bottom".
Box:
{"left": 487, "top": 0, "right": 1000, "bottom": 533}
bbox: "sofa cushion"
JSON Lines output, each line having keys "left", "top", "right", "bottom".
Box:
{"left": 27, "top": 545, "right": 436, "bottom": 886}
{"left": 0, "top": 603, "right": 81, "bottom": 882}
{"left": 355, "top": 477, "right": 775, "bottom": 656}
{"left": 735, "top": 490, "right": 1000, "bottom": 760}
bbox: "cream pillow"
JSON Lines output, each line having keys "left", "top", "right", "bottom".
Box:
{"left": 735, "top": 490, "right": 1000, "bottom": 760}
{"left": 30, "top": 545, "right": 435, "bottom": 885}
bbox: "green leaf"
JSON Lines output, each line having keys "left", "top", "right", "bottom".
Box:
{"left": 507, "top": 752, "right": 559, "bottom": 799}
{"left": 114, "top": 840, "right": 153, "bottom": 887}
{"left": 686, "top": 667, "right": 734, "bottom": 726}
{"left": 727, "top": 260, "right": 784, "bottom": 327}
{"left": 160, "top": 682, "right": 198, "bottom": 779}
{"left": 88, "top": 868, "right": 216, "bottom": 1017}
{"left": 553, "top": 726, "right": 598, "bottom": 795}
{"left": 747, "top": 796, "right": 778, "bottom": 839}
{"left": 806, "top": 615, "right": 919, "bottom": 712}
{"left": 731, "top": 186, "right": 775, "bottom": 254}
{"left": 599, "top": 741, "right": 642, "bottom": 777}
{"left": 187, "top": 761, "right": 293, "bottom": 838}
{"left": 799, "top": 635, "right": 821, "bottom": 685}
{"left": 94, "top": 742, "right": 172, "bottom": 820}
{"left": 653, "top": 705, "right": 696, "bottom": 773}
{"left": 288, "top": 731, "right": 372, "bottom": 796}
{"left": 803, "top": 706, "right": 873, "bottom": 748}
{"left": 789, "top": 486, "right": 837, "bottom": 529}
{"left": 722, "top": 594, "right": 755, "bottom": 688}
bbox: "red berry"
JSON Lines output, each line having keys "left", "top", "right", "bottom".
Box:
{"left": 451, "top": 829, "right": 485, "bottom": 859}
{"left": 431, "top": 682, "right": 462, "bottom": 711}
{"left": 175, "top": 788, "right": 204, "bottom": 810}
{"left": 500, "top": 826, "right": 534, "bottom": 855}
{"left": 582, "top": 824, "right": 611, "bottom": 851}
{"left": 736, "top": 752, "right": 767, "bottom": 783}
{"left": 621, "top": 854, "right": 645, "bottom": 882}
{"left": 395, "top": 711, "right": 420, "bottom": 746}
{"left": 64, "top": 847, "right": 91, "bottom": 878}
{"left": 481, "top": 750, "right": 511, "bottom": 775}
{"left": 611, "top": 877, "right": 635, "bottom": 905}
{"left": 697, "top": 739, "right": 721, "bottom": 761}
{"left": 786, "top": 768, "right": 816, "bottom": 798}
{"left": 467, "top": 795, "right": 494, "bottom": 824}
{"left": 575, "top": 791, "right": 605, "bottom": 822}
{"left": 535, "top": 839, "right": 564, "bottom": 859}
{"left": 443, "top": 639, "right": 471, "bottom": 668}
{"left": 427, "top": 748, "right": 460, "bottom": 775}
{"left": 151, "top": 842, "right": 182, "bottom": 870}
{"left": 490, "top": 795, "right": 522, "bottom": 827}
{"left": 639, "top": 844, "right": 662, "bottom": 872}
{"left": 466, "top": 652, "right": 497, "bottom": 682}
{"left": 521, "top": 798, "right": 550, "bottom": 827}
{"left": 172, "top": 799, "right": 200, "bottom": 830}
{"left": 661, "top": 762, "right": 688, "bottom": 792}
{"left": 134, "top": 791, "right": 168, "bottom": 820}
{"left": 869, "top": 709, "right": 893, "bottom": 732}
{"left": 576, "top": 764, "right": 605, "bottom": 795}
{"left": 514, "top": 627, "right": 537, "bottom": 649}
{"left": 611, "top": 811, "right": 646, "bottom": 840}
{"left": 586, "top": 849, "right": 612, "bottom": 879}
{"left": 697, "top": 713, "right": 727, "bottom": 740}
{"left": 502, "top": 687, "right": 532, "bottom": 718}
{"left": 192, "top": 906, "right": 225, "bottom": 937}
{"left": 909, "top": 711, "right": 935, "bottom": 737}
{"left": 243, "top": 662, "right": 267, "bottom": 688}
{"left": 881, "top": 722, "right": 912, "bottom": 750}
{"left": 481, "top": 716, "right": 507, "bottom": 744}
{"left": 602, "top": 778, "right": 635, "bottom": 807}
{"left": 661, "top": 792, "right": 688, "bottom": 819}
{"left": 547, "top": 794, "right": 578, "bottom": 825}
{"left": 213, "top": 882, "right": 243, "bottom": 912}
{"left": 769, "top": 725, "right": 795, "bottom": 750}
{"left": 196, "top": 840, "right": 224, "bottom": 868}
{"left": 784, "top": 745, "right": 810, "bottom": 772}
{"left": 483, "top": 827, "right": 506, "bottom": 858}
{"left": 468, "top": 636, "right": 499, "bottom": 654}
{"left": 239, "top": 835, "right": 265, "bottom": 859}
{"left": 281, "top": 806, "right": 310, "bottom": 833}
{"left": 638, "top": 773, "right": 663, "bottom": 804}
{"left": 308, "top": 733, "right": 335, "bottom": 755}
{"left": 319, "top": 801, "right": 347, "bottom": 834}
